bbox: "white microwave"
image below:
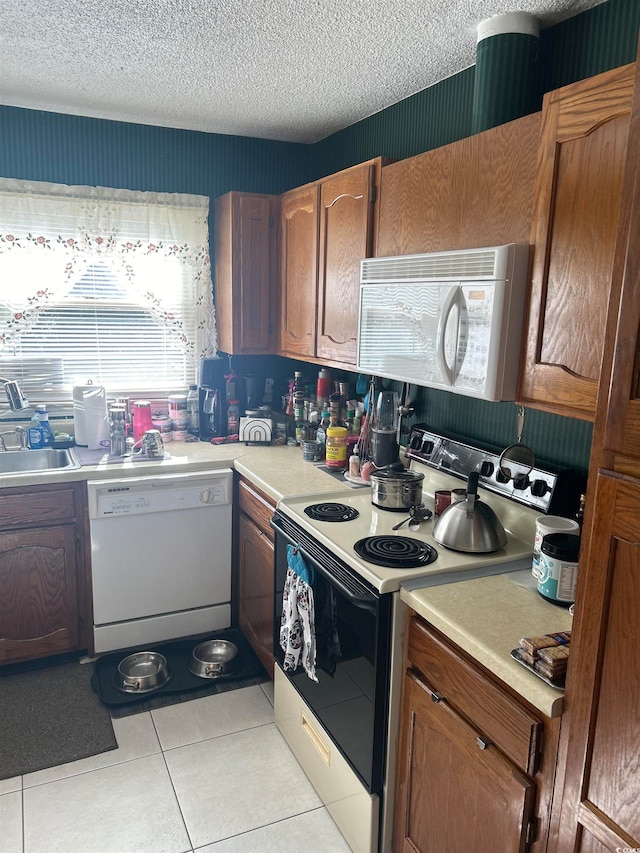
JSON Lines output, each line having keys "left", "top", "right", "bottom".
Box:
{"left": 357, "top": 243, "right": 530, "bottom": 402}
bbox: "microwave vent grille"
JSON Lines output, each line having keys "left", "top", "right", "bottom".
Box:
{"left": 361, "top": 245, "right": 511, "bottom": 283}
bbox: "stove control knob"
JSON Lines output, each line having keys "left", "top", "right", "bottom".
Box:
{"left": 531, "top": 479, "right": 549, "bottom": 497}
{"left": 479, "top": 460, "right": 494, "bottom": 477}
{"left": 410, "top": 433, "right": 423, "bottom": 451}
{"left": 496, "top": 469, "right": 509, "bottom": 484}
{"left": 422, "top": 439, "right": 434, "bottom": 455}
{"left": 514, "top": 475, "right": 530, "bottom": 491}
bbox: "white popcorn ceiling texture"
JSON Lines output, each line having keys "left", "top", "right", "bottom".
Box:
{"left": 0, "top": 0, "right": 607, "bottom": 143}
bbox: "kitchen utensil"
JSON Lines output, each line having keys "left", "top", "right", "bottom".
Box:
{"left": 189, "top": 639, "right": 239, "bottom": 678}
{"left": 433, "top": 471, "right": 507, "bottom": 552}
{"left": 392, "top": 505, "right": 432, "bottom": 530}
{"left": 499, "top": 406, "right": 535, "bottom": 481}
{"left": 370, "top": 468, "right": 424, "bottom": 512}
{"left": 113, "top": 651, "right": 171, "bottom": 693}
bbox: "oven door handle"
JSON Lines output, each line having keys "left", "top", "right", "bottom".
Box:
{"left": 271, "top": 515, "right": 378, "bottom": 614}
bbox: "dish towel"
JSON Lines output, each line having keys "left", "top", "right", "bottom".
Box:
{"left": 280, "top": 545, "right": 318, "bottom": 682}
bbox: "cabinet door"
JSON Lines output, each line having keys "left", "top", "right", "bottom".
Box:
{"left": 214, "top": 192, "right": 275, "bottom": 355}
{"left": 520, "top": 63, "right": 634, "bottom": 421}
{"left": 238, "top": 512, "right": 274, "bottom": 678}
{"left": 0, "top": 525, "right": 80, "bottom": 664}
{"left": 554, "top": 472, "right": 640, "bottom": 850}
{"left": 279, "top": 184, "right": 319, "bottom": 358}
{"left": 394, "top": 667, "right": 536, "bottom": 853}
{"left": 316, "top": 163, "right": 377, "bottom": 365}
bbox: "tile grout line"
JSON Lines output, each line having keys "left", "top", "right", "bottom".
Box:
{"left": 150, "top": 708, "right": 195, "bottom": 853}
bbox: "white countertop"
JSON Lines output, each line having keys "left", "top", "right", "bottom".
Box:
{"left": 400, "top": 570, "right": 573, "bottom": 717}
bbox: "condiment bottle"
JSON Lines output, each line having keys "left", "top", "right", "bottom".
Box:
{"left": 316, "top": 368, "right": 331, "bottom": 404}
{"left": 326, "top": 426, "right": 348, "bottom": 470}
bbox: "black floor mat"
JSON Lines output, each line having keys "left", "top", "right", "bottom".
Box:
{"left": 91, "top": 628, "right": 269, "bottom": 717}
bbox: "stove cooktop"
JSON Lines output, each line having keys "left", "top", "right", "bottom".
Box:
{"left": 276, "top": 479, "right": 537, "bottom": 593}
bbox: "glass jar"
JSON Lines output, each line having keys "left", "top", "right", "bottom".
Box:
{"left": 325, "top": 426, "right": 348, "bottom": 470}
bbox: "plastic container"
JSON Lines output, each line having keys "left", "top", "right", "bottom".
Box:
{"left": 538, "top": 533, "right": 581, "bottom": 605}
{"left": 151, "top": 412, "right": 172, "bottom": 442}
{"left": 325, "top": 426, "right": 348, "bottom": 470}
{"left": 132, "top": 400, "right": 153, "bottom": 442}
{"left": 28, "top": 414, "right": 45, "bottom": 449}
{"left": 186, "top": 385, "right": 199, "bottom": 436}
{"left": 168, "top": 394, "right": 188, "bottom": 429}
{"left": 35, "top": 405, "right": 55, "bottom": 446}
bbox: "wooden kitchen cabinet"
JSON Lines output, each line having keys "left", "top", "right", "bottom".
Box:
{"left": 236, "top": 476, "right": 275, "bottom": 678}
{"left": 394, "top": 616, "right": 561, "bottom": 853}
{"left": 549, "top": 52, "right": 640, "bottom": 852}
{"left": 376, "top": 112, "right": 540, "bottom": 258}
{"left": 519, "top": 63, "right": 635, "bottom": 422}
{"left": 279, "top": 159, "right": 383, "bottom": 367}
{"left": 0, "top": 482, "right": 88, "bottom": 665}
{"left": 279, "top": 183, "right": 319, "bottom": 359}
{"left": 214, "top": 191, "right": 277, "bottom": 355}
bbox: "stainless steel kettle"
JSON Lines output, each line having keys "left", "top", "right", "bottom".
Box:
{"left": 433, "top": 472, "right": 507, "bottom": 553}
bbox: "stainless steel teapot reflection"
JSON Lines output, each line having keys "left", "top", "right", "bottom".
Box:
{"left": 132, "top": 429, "right": 165, "bottom": 459}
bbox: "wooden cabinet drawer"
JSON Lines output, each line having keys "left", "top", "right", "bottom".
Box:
{"left": 0, "top": 486, "right": 77, "bottom": 528}
{"left": 408, "top": 616, "right": 542, "bottom": 775}
{"left": 237, "top": 477, "right": 276, "bottom": 541}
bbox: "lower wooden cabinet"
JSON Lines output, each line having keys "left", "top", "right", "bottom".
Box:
{"left": 236, "top": 477, "right": 275, "bottom": 678}
{"left": 0, "top": 482, "right": 88, "bottom": 665}
{"left": 394, "top": 616, "right": 558, "bottom": 853}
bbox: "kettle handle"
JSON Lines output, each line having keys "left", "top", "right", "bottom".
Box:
{"left": 465, "top": 471, "right": 479, "bottom": 518}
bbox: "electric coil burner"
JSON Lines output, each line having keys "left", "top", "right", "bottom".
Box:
{"left": 304, "top": 502, "right": 360, "bottom": 522}
{"left": 354, "top": 535, "right": 438, "bottom": 569}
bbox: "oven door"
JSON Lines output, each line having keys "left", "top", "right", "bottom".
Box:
{"left": 272, "top": 511, "right": 392, "bottom": 795}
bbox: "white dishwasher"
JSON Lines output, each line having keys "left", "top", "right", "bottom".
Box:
{"left": 87, "top": 469, "right": 233, "bottom": 654}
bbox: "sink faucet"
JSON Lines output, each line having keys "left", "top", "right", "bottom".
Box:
{"left": 0, "top": 426, "right": 28, "bottom": 451}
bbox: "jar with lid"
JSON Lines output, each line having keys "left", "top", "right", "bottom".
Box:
{"left": 132, "top": 400, "right": 153, "bottom": 441}
{"left": 325, "top": 426, "right": 348, "bottom": 470}
{"left": 537, "top": 533, "right": 581, "bottom": 605}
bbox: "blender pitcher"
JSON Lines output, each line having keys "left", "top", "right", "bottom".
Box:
{"left": 371, "top": 390, "right": 400, "bottom": 468}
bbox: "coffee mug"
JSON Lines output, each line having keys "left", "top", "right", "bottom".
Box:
{"left": 434, "top": 490, "right": 452, "bottom": 516}
{"left": 133, "top": 429, "right": 165, "bottom": 459}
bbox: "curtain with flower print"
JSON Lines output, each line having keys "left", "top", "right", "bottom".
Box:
{"left": 0, "top": 177, "right": 217, "bottom": 396}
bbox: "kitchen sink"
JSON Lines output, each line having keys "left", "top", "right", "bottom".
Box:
{"left": 0, "top": 447, "right": 81, "bottom": 474}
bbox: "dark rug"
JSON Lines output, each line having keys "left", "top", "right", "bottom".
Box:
{"left": 0, "top": 660, "right": 117, "bottom": 780}
{"left": 92, "top": 628, "right": 269, "bottom": 718}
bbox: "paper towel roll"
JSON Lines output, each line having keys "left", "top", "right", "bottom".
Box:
{"left": 73, "top": 384, "right": 109, "bottom": 449}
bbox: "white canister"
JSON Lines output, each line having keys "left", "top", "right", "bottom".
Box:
{"left": 532, "top": 515, "right": 580, "bottom": 579}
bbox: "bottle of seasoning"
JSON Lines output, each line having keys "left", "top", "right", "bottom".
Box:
{"left": 326, "top": 426, "right": 348, "bottom": 470}
{"left": 349, "top": 445, "right": 361, "bottom": 479}
{"left": 316, "top": 368, "right": 331, "bottom": 403}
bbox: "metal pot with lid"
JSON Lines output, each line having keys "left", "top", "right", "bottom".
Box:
{"left": 370, "top": 465, "right": 424, "bottom": 512}
{"left": 433, "top": 471, "right": 507, "bottom": 552}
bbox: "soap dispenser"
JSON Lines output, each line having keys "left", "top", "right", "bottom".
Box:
{"left": 28, "top": 413, "right": 44, "bottom": 449}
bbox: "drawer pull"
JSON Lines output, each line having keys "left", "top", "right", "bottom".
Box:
{"left": 300, "top": 710, "right": 331, "bottom": 765}
{"left": 476, "top": 736, "right": 490, "bottom": 750}
{"left": 431, "top": 691, "right": 445, "bottom": 704}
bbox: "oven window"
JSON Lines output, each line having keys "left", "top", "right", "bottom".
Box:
{"left": 274, "top": 525, "right": 391, "bottom": 793}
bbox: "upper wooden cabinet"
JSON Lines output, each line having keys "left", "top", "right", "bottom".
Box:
{"left": 279, "top": 184, "right": 319, "bottom": 359}
{"left": 214, "top": 192, "right": 277, "bottom": 355}
{"left": 519, "top": 63, "right": 635, "bottom": 421}
{"left": 376, "top": 113, "right": 540, "bottom": 257}
{"left": 279, "top": 159, "right": 383, "bottom": 366}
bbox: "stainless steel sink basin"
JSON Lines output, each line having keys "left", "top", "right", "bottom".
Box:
{"left": 0, "top": 447, "right": 81, "bottom": 474}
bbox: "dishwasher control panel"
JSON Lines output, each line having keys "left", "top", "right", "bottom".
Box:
{"left": 87, "top": 469, "right": 233, "bottom": 518}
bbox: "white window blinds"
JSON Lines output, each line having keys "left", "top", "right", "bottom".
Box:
{"left": 0, "top": 178, "right": 217, "bottom": 403}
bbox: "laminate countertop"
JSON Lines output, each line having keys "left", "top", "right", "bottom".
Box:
{"left": 400, "top": 570, "right": 574, "bottom": 718}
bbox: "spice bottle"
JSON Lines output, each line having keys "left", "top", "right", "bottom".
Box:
{"left": 326, "top": 426, "right": 348, "bottom": 470}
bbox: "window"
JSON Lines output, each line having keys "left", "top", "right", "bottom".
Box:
{"left": 0, "top": 178, "right": 216, "bottom": 405}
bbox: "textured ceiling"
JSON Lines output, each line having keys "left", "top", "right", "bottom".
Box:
{"left": 0, "top": 0, "right": 608, "bottom": 143}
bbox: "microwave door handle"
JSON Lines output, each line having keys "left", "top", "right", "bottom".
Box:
{"left": 437, "top": 285, "right": 461, "bottom": 385}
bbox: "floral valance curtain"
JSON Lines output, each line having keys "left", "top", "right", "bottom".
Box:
{"left": 0, "top": 177, "right": 217, "bottom": 361}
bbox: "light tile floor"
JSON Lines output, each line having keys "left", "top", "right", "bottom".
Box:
{"left": 0, "top": 681, "right": 352, "bottom": 853}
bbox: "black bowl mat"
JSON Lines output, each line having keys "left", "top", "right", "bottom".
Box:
{"left": 91, "top": 627, "right": 268, "bottom": 716}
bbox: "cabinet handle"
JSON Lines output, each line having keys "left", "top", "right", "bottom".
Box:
{"left": 476, "top": 736, "right": 490, "bottom": 750}
{"left": 431, "top": 691, "right": 445, "bottom": 704}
